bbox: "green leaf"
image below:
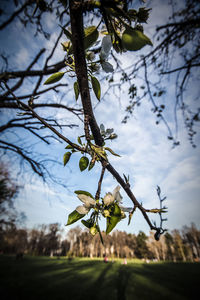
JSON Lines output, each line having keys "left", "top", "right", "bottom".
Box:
{"left": 60, "top": 26, "right": 72, "bottom": 40}
{"left": 88, "top": 159, "right": 95, "bottom": 171}
{"left": 104, "top": 147, "right": 121, "bottom": 157}
{"left": 81, "top": 219, "right": 94, "bottom": 228}
{"left": 122, "top": 28, "right": 153, "bottom": 51}
{"left": 106, "top": 215, "right": 121, "bottom": 234}
{"left": 66, "top": 210, "right": 85, "bottom": 225}
{"left": 74, "top": 81, "right": 79, "bottom": 101}
{"left": 84, "top": 26, "right": 99, "bottom": 50}
{"left": 113, "top": 203, "right": 122, "bottom": 216}
{"left": 91, "top": 76, "right": 101, "bottom": 101}
{"left": 79, "top": 156, "right": 89, "bottom": 171}
{"left": 63, "top": 152, "right": 71, "bottom": 166}
{"left": 74, "top": 190, "right": 94, "bottom": 199}
{"left": 106, "top": 203, "right": 122, "bottom": 234}
{"left": 77, "top": 136, "right": 82, "bottom": 145}
{"left": 97, "top": 226, "right": 104, "bottom": 245}
{"left": 65, "top": 145, "right": 74, "bottom": 150}
{"left": 44, "top": 72, "right": 65, "bottom": 85}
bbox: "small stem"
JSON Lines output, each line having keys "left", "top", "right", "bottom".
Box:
{"left": 95, "top": 165, "right": 106, "bottom": 200}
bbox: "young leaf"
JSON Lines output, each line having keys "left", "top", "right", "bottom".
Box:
{"left": 77, "top": 136, "right": 82, "bottom": 145}
{"left": 60, "top": 26, "right": 72, "bottom": 40}
{"left": 101, "top": 61, "right": 114, "bottom": 73}
{"left": 122, "top": 28, "right": 153, "bottom": 51}
{"left": 106, "top": 215, "right": 121, "bottom": 234}
{"left": 63, "top": 152, "right": 71, "bottom": 166}
{"left": 91, "top": 76, "right": 101, "bottom": 101}
{"left": 79, "top": 156, "right": 89, "bottom": 171}
{"left": 84, "top": 26, "right": 99, "bottom": 50}
{"left": 100, "top": 124, "right": 105, "bottom": 133}
{"left": 88, "top": 159, "right": 95, "bottom": 171}
{"left": 65, "top": 145, "right": 74, "bottom": 150}
{"left": 123, "top": 173, "right": 128, "bottom": 183}
{"left": 74, "top": 190, "right": 94, "bottom": 199}
{"left": 113, "top": 203, "right": 122, "bottom": 217}
{"left": 81, "top": 219, "right": 93, "bottom": 228}
{"left": 66, "top": 210, "right": 85, "bottom": 225}
{"left": 100, "top": 35, "right": 112, "bottom": 60}
{"left": 74, "top": 81, "right": 79, "bottom": 101}
{"left": 44, "top": 72, "right": 65, "bottom": 85}
{"left": 106, "top": 128, "right": 114, "bottom": 134}
{"left": 106, "top": 203, "right": 122, "bottom": 234}
{"left": 104, "top": 147, "right": 121, "bottom": 157}
{"left": 97, "top": 226, "right": 104, "bottom": 245}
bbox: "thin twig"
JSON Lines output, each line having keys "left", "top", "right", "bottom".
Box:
{"left": 3, "top": 82, "right": 83, "bottom": 152}
{"left": 95, "top": 165, "right": 106, "bottom": 200}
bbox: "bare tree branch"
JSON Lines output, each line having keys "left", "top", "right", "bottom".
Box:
{"left": 0, "top": 0, "right": 34, "bottom": 31}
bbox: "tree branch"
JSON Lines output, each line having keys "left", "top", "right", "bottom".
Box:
{"left": 3, "top": 82, "right": 83, "bottom": 152}
{"left": 69, "top": 1, "right": 103, "bottom": 147}
{"left": 0, "top": 60, "right": 66, "bottom": 80}
{"left": 0, "top": 0, "right": 34, "bottom": 31}
{"left": 0, "top": 140, "right": 44, "bottom": 177}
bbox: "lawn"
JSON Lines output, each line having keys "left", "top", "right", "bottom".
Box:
{"left": 0, "top": 255, "right": 199, "bottom": 300}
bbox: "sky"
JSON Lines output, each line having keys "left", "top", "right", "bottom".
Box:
{"left": 1, "top": 0, "right": 200, "bottom": 237}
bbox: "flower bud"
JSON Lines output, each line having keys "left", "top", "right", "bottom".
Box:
{"left": 120, "top": 210, "right": 126, "bottom": 219}
{"left": 109, "top": 133, "right": 118, "bottom": 140}
{"left": 90, "top": 226, "right": 98, "bottom": 236}
{"left": 103, "top": 210, "right": 110, "bottom": 217}
{"left": 103, "top": 193, "right": 114, "bottom": 206}
{"left": 87, "top": 51, "right": 95, "bottom": 61}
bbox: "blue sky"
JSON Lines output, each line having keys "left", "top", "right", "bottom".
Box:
{"left": 1, "top": 0, "right": 200, "bottom": 236}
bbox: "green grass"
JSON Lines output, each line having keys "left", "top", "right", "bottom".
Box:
{"left": 0, "top": 255, "right": 199, "bottom": 300}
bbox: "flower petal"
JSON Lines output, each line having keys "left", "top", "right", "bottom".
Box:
{"left": 77, "top": 194, "right": 96, "bottom": 207}
{"left": 75, "top": 205, "right": 90, "bottom": 215}
{"left": 103, "top": 193, "right": 114, "bottom": 206}
{"left": 112, "top": 185, "right": 120, "bottom": 197}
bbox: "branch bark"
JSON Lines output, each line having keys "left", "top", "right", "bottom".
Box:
{"left": 69, "top": 1, "right": 103, "bottom": 147}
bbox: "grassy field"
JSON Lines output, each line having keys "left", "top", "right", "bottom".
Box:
{"left": 0, "top": 256, "right": 199, "bottom": 300}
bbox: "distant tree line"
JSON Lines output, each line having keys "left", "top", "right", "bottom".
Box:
{"left": 0, "top": 223, "right": 200, "bottom": 262}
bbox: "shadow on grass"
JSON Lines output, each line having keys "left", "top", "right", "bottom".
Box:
{"left": 0, "top": 256, "right": 200, "bottom": 300}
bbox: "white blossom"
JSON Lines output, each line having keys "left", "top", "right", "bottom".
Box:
{"left": 77, "top": 194, "right": 96, "bottom": 208}
{"left": 112, "top": 185, "right": 123, "bottom": 203}
{"left": 103, "top": 192, "right": 115, "bottom": 206}
{"left": 76, "top": 205, "right": 90, "bottom": 215}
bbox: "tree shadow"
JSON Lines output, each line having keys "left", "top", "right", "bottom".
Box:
{"left": 1, "top": 256, "right": 200, "bottom": 300}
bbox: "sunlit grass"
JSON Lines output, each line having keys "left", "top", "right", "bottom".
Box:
{"left": 0, "top": 255, "right": 199, "bottom": 300}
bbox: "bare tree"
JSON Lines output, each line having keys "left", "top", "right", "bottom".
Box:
{"left": 122, "top": 0, "right": 200, "bottom": 147}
